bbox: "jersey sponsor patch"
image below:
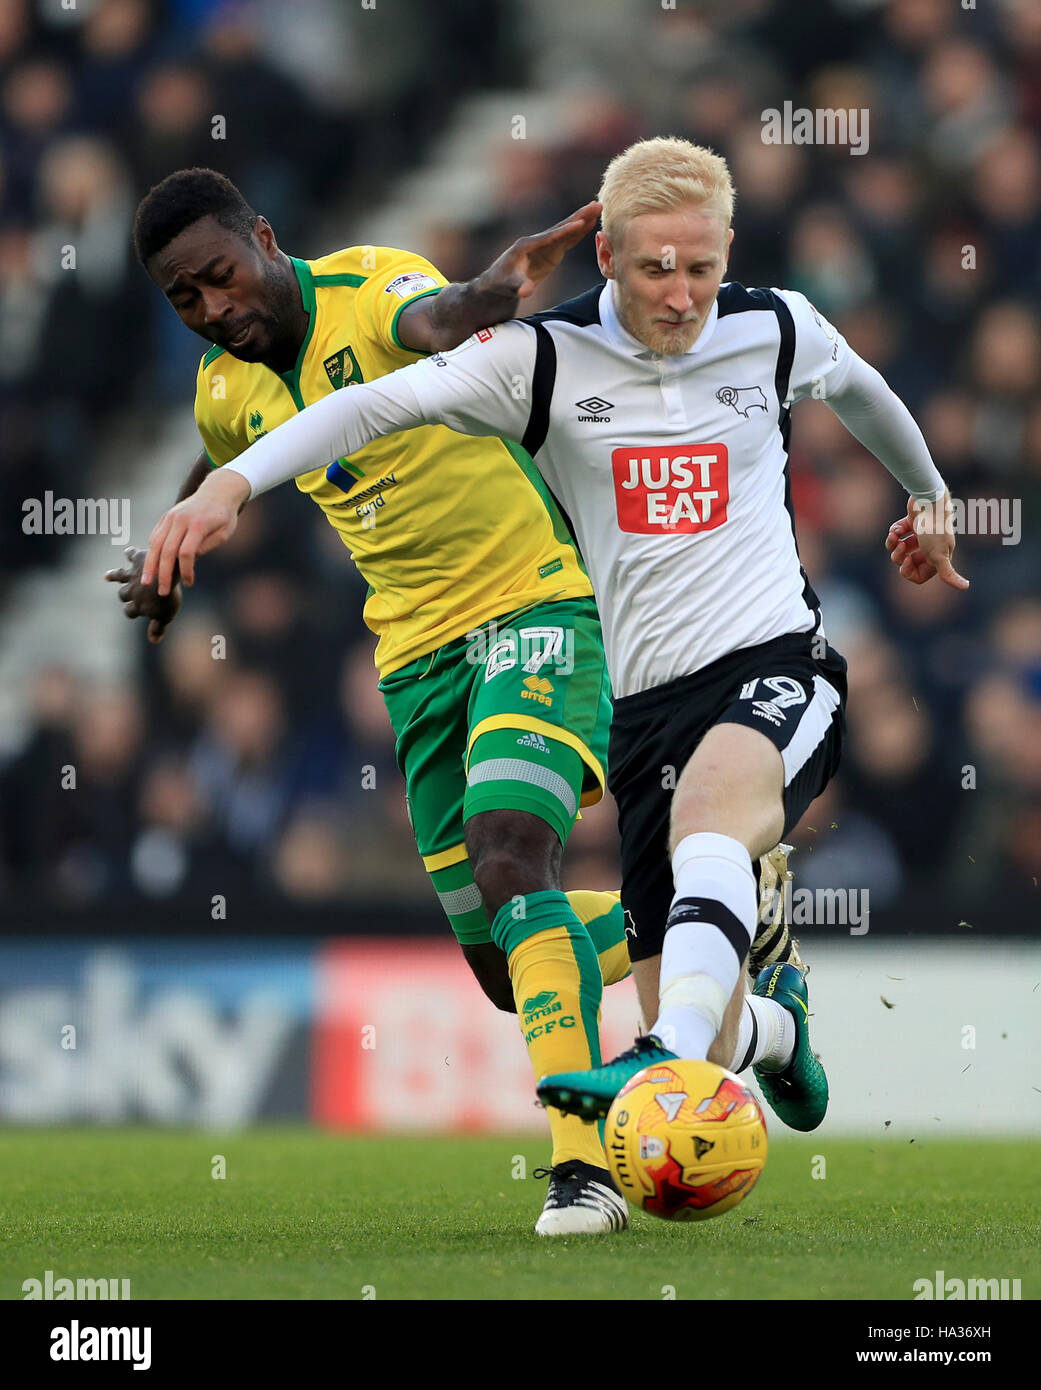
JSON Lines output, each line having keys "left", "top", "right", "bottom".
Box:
{"left": 432, "top": 326, "right": 498, "bottom": 366}
{"left": 612, "top": 444, "right": 730, "bottom": 535}
{"left": 383, "top": 272, "right": 440, "bottom": 299}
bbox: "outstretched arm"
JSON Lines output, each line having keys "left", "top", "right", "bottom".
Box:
{"left": 825, "top": 356, "right": 968, "bottom": 590}
{"left": 395, "top": 202, "right": 600, "bottom": 353}
{"left": 143, "top": 324, "right": 537, "bottom": 594}
{"left": 778, "top": 289, "right": 967, "bottom": 593}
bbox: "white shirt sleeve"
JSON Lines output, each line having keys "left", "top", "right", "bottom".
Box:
{"left": 225, "top": 322, "right": 537, "bottom": 496}
{"left": 405, "top": 320, "right": 537, "bottom": 440}
{"left": 778, "top": 287, "right": 853, "bottom": 403}
{"left": 778, "top": 288, "right": 946, "bottom": 502}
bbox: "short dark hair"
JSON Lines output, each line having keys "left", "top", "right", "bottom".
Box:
{"left": 133, "top": 168, "right": 257, "bottom": 265}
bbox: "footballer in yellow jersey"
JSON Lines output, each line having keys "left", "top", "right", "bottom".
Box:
{"left": 193, "top": 243, "right": 595, "bottom": 678}
{"left": 117, "top": 167, "right": 630, "bottom": 1234}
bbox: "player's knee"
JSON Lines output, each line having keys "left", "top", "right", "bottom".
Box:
{"left": 467, "top": 812, "right": 560, "bottom": 914}
{"left": 668, "top": 770, "right": 732, "bottom": 844}
{"left": 668, "top": 794, "right": 718, "bottom": 849}
{"left": 669, "top": 735, "right": 784, "bottom": 855}
{"left": 471, "top": 848, "right": 538, "bottom": 916}
{"left": 668, "top": 798, "right": 783, "bottom": 861}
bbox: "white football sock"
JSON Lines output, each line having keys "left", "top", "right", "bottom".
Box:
{"left": 730, "top": 995, "right": 796, "bottom": 1073}
{"left": 652, "top": 832, "right": 756, "bottom": 1060}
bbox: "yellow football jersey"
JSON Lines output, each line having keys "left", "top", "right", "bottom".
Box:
{"left": 194, "top": 246, "right": 593, "bottom": 675}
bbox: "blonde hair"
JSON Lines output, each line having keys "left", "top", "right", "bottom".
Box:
{"left": 598, "top": 137, "right": 735, "bottom": 244}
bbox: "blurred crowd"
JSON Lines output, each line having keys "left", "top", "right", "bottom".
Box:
{"left": 0, "top": 0, "right": 513, "bottom": 575}
{"left": 3, "top": 0, "right": 1040, "bottom": 923}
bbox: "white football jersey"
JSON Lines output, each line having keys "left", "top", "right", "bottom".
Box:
{"left": 229, "top": 278, "right": 946, "bottom": 700}
{"left": 406, "top": 282, "right": 849, "bottom": 697}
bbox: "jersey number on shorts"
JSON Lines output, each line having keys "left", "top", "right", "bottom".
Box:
{"left": 485, "top": 625, "right": 568, "bottom": 681}
{"left": 739, "top": 675, "right": 807, "bottom": 724}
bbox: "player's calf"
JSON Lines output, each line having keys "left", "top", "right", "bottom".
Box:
{"left": 461, "top": 941, "right": 516, "bottom": 1012}
{"left": 467, "top": 808, "right": 620, "bottom": 1212}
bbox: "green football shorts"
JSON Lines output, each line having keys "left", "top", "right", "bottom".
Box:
{"left": 378, "top": 595, "right": 611, "bottom": 944}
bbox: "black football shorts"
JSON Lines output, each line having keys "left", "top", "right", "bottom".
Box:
{"left": 608, "top": 631, "right": 848, "bottom": 962}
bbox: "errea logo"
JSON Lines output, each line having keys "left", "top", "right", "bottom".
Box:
{"left": 521, "top": 675, "right": 554, "bottom": 706}
{"left": 577, "top": 396, "right": 613, "bottom": 422}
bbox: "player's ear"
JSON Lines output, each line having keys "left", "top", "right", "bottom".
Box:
{"left": 595, "top": 229, "right": 614, "bottom": 279}
{"left": 254, "top": 217, "right": 278, "bottom": 259}
{"left": 719, "top": 226, "right": 734, "bottom": 280}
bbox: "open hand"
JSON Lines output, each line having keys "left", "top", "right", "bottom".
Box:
{"left": 476, "top": 201, "right": 601, "bottom": 303}
{"left": 105, "top": 545, "right": 182, "bottom": 643}
{"left": 142, "top": 469, "right": 251, "bottom": 595}
{"left": 884, "top": 494, "right": 969, "bottom": 589}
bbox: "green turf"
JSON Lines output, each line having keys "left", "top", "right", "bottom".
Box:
{"left": 1, "top": 1130, "right": 1037, "bottom": 1300}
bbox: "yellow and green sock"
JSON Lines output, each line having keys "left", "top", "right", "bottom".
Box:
{"left": 567, "top": 889, "right": 630, "bottom": 988}
{"left": 492, "top": 889, "right": 608, "bottom": 1169}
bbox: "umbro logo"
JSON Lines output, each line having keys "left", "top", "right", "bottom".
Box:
{"left": 751, "top": 699, "right": 786, "bottom": 725}
{"left": 576, "top": 396, "right": 613, "bottom": 422}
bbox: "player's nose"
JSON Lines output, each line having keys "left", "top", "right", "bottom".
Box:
{"left": 201, "top": 288, "right": 234, "bottom": 323}
{"left": 665, "top": 281, "right": 694, "bottom": 313}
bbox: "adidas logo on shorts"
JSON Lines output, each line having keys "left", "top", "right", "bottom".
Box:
{"left": 516, "top": 732, "right": 551, "bottom": 753}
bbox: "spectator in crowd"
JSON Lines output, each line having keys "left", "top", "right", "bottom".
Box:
{"left": 2, "top": 0, "right": 1039, "bottom": 922}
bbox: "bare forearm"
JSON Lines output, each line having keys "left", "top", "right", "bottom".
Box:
{"left": 176, "top": 451, "right": 212, "bottom": 502}
{"left": 421, "top": 279, "right": 520, "bottom": 351}
{"left": 161, "top": 452, "right": 210, "bottom": 587}
{"left": 392, "top": 201, "right": 600, "bottom": 354}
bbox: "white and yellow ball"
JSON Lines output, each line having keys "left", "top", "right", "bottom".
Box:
{"left": 604, "top": 1059, "right": 767, "bottom": 1221}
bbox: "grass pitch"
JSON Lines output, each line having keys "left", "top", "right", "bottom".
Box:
{"left": 1, "top": 1129, "right": 1037, "bottom": 1300}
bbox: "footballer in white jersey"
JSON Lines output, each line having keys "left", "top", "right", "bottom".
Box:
{"left": 145, "top": 138, "right": 967, "bottom": 1136}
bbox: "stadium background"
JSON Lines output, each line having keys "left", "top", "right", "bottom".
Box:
{"left": 0, "top": 0, "right": 1038, "bottom": 1134}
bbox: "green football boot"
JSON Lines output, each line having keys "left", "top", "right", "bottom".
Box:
{"left": 537, "top": 1035, "right": 678, "bottom": 1122}
{"left": 752, "top": 961, "right": 828, "bottom": 1131}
